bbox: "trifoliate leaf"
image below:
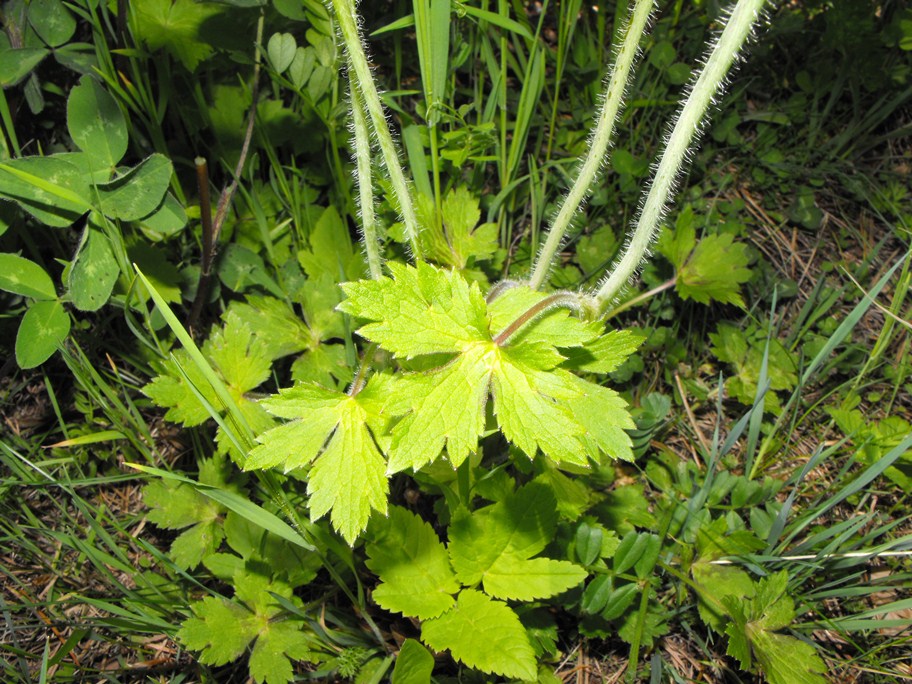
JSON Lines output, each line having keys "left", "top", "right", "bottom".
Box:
{"left": 448, "top": 483, "right": 585, "bottom": 600}
{"left": 247, "top": 378, "right": 389, "bottom": 544}
{"left": 366, "top": 507, "right": 460, "bottom": 619}
{"left": 421, "top": 589, "right": 536, "bottom": 681}
{"left": 676, "top": 233, "right": 752, "bottom": 307}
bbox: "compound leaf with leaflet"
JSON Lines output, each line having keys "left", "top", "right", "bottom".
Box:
{"left": 421, "top": 589, "right": 536, "bottom": 681}
{"left": 365, "top": 506, "right": 460, "bottom": 619}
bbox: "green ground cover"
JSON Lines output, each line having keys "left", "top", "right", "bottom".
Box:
{"left": 1, "top": 0, "right": 911, "bottom": 681}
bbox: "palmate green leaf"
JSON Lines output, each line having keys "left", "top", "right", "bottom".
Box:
{"left": 561, "top": 329, "right": 645, "bottom": 374}
{"left": 341, "top": 262, "right": 636, "bottom": 470}
{"left": 365, "top": 506, "right": 460, "bottom": 619}
{"left": 247, "top": 377, "right": 389, "bottom": 544}
{"left": 340, "top": 261, "right": 489, "bottom": 358}
{"left": 132, "top": 0, "right": 221, "bottom": 71}
{"left": 179, "top": 596, "right": 254, "bottom": 665}
{"left": 386, "top": 345, "right": 492, "bottom": 471}
{"left": 723, "top": 571, "right": 826, "bottom": 684}
{"left": 229, "top": 296, "right": 313, "bottom": 360}
{"left": 143, "top": 456, "right": 236, "bottom": 569}
{"left": 179, "top": 572, "right": 316, "bottom": 684}
{"left": 448, "top": 483, "right": 586, "bottom": 601}
{"left": 421, "top": 589, "right": 536, "bottom": 681}
{"left": 676, "top": 233, "right": 752, "bottom": 307}
{"left": 144, "top": 312, "right": 273, "bottom": 426}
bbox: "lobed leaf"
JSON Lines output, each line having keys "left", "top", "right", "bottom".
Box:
{"left": 421, "top": 589, "right": 536, "bottom": 681}
{"left": 366, "top": 507, "right": 459, "bottom": 619}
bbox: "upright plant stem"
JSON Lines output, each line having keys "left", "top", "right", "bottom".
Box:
{"left": 188, "top": 11, "right": 265, "bottom": 330}
{"left": 330, "top": 0, "right": 423, "bottom": 258}
{"left": 528, "top": 0, "right": 654, "bottom": 291}
{"left": 349, "top": 81, "right": 383, "bottom": 280}
{"left": 594, "top": 0, "right": 767, "bottom": 310}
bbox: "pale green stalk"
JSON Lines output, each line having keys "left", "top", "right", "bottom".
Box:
{"left": 594, "top": 0, "right": 767, "bottom": 310}
{"left": 330, "top": 0, "right": 423, "bottom": 258}
{"left": 349, "top": 81, "right": 383, "bottom": 280}
{"left": 528, "top": 0, "right": 654, "bottom": 291}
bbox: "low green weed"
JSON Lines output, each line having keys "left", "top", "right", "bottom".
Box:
{"left": 2, "top": 1, "right": 911, "bottom": 683}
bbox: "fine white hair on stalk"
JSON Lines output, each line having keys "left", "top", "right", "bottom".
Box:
{"left": 528, "top": 0, "right": 656, "bottom": 292}
{"left": 331, "top": 0, "right": 423, "bottom": 260}
{"left": 593, "top": 0, "right": 768, "bottom": 313}
{"left": 348, "top": 77, "right": 384, "bottom": 280}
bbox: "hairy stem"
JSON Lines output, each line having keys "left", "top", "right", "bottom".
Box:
{"left": 494, "top": 292, "right": 580, "bottom": 346}
{"left": 528, "top": 0, "right": 654, "bottom": 291}
{"left": 594, "top": 0, "right": 767, "bottom": 310}
{"left": 350, "top": 81, "right": 383, "bottom": 280}
{"left": 330, "top": 0, "right": 423, "bottom": 258}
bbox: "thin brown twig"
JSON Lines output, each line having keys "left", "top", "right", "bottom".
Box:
{"left": 188, "top": 11, "right": 265, "bottom": 331}
{"left": 674, "top": 371, "right": 709, "bottom": 460}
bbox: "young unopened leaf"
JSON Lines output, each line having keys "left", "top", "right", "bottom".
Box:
{"left": 247, "top": 377, "right": 389, "bottom": 544}
{"left": 366, "top": 506, "right": 459, "bottom": 619}
{"left": 421, "top": 589, "right": 536, "bottom": 681}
